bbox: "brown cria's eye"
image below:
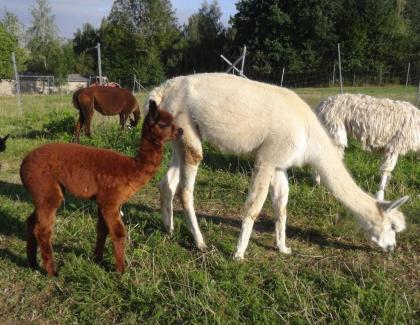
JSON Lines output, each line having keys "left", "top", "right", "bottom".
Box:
{"left": 158, "top": 123, "right": 170, "bottom": 128}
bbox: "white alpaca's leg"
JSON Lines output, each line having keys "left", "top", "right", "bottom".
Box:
{"left": 159, "top": 142, "right": 181, "bottom": 234}
{"left": 177, "top": 132, "right": 207, "bottom": 250}
{"left": 234, "top": 162, "right": 274, "bottom": 260}
{"left": 377, "top": 152, "right": 399, "bottom": 200}
{"left": 270, "top": 169, "right": 291, "bottom": 254}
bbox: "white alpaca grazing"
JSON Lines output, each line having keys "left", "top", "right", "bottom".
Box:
{"left": 316, "top": 93, "right": 420, "bottom": 200}
{"left": 148, "top": 73, "right": 408, "bottom": 259}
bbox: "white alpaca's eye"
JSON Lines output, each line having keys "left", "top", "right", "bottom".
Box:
{"left": 391, "top": 223, "right": 397, "bottom": 231}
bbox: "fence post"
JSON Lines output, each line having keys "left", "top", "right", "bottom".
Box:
{"left": 280, "top": 67, "right": 285, "bottom": 87}
{"left": 96, "top": 43, "right": 102, "bottom": 85}
{"left": 337, "top": 43, "right": 343, "bottom": 94}
{"left": 416, "top": 80, "right": 420, "bottom": 106}
{"left": 332, "top": 63, "right": 336, "bottom": 86}
{"left": 240, "top": 46, "right": 247, "bottom": 76}
{"left": 405, "top": 62, "right": 410, "bottom": 89}
{"left": 11, "top": 52, "right": 22, "bottom": 114}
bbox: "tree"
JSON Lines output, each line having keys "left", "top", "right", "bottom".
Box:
{"left": 1, "top": 10, "right": 26, "bottom": 47}
{"left": 174, "top": 0, "right": 227, "bottom": 75}
{"left": 231, "top": 0, "right": 339, "bottom": 77}
{"left": 73, "top": 23, "right": 100, "bottom": 76}
{"left": 230, "top": 0, "right": 414, "bottom": 83}
{"left": 0, "top": 23, "right": 28, "bottom": 79}
{"left": 26, "top": 0, "right": 61, "bottom": 75}
{"left": 0, "top": 24, "right": 16, "bottom": 79}
{"left": 107, "top": 0, "right": 179, "bottom": 82}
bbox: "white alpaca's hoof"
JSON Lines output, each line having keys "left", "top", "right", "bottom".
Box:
{"left": 279, "top": 246, "right": 292, "bottom": 255}
{"left": 197, "top": 242, "right": 208, "bottom": 252}
{"left": 119, "top": 210, "right": 124, "bottom": 217}
{"left": 163, "top": 224, "right": 173, "bottom": 235}
{"left": 233, "top": 252, "right": 244, "bottom": 261}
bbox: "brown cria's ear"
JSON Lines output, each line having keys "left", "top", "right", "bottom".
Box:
{"left": 146, "top": 100, "right": 160, "bottom": 125}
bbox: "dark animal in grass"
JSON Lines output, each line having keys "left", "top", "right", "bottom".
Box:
{"left": 0, "top": 134, "right": 10, "bottom": 152}
{"left": 72, "top": 86, "right": 141, "bottom": 143}
{"left": 20, "top": 101, "right": 182, "bottom": 275}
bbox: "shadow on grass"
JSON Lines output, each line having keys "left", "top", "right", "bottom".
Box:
{"left": 0, "top": 206, "right": 26, "bottom": 240}
{"left": 0, "top": 248, "right": 28, "bottom": 268}
{"left": 0, "top": 180, "right": 31, "bottom": 202}
{"left": 196, "top": 211, "right": 369, "bottom": 252}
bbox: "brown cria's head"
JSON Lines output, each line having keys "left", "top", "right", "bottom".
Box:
{"left": 141, "top": 100, "right": 183, "bottom": 145}
{"left": 0, "top": 134, "right": 10, "bottom": 152}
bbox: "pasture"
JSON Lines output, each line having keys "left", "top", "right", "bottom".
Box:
{"left": 0, "top": 86, "right": 418, "bottom": 324}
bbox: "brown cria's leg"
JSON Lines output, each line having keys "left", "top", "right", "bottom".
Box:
{"left": 34, "top": 207, "right": 58, "bottom": 276}
{"left": 99, "top": 204, "right": 126, "bottom": 274}
{"left": 26, "top": 212, "right": 38, "bottom": 268}
{"left": 93, "top": 210, "right": 109, "bottom": 263}
{"left": 32, "top": 186, "right": 63, "bottom": 276}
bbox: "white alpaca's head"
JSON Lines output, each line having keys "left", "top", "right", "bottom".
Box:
{"left": 368, "top": 196, "right": 408, "bottom": 252}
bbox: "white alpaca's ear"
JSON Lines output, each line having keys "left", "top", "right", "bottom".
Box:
{"left": 382, "top": 196, "right": 409, "bottom": 213}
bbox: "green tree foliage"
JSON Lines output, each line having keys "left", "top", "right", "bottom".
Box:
{"left": 0, "top": 24, "right": 17, "bottom": 79}
{"left": 174, "top": 0, "right": 227, "bottom": 75}
{"left": 106, "top": 0, "right": 179, "bottom": 85}
{"left": 1, "top": 10, "right": 26, "bottom": 47}
{"left": 231, "top": 0, "right": 339, "bottom": 75}
{"left": 0, "top": 23, "right": 27, "bottom": 79}
{"left": 231, "top": 0, "right": 415, "bottom": 82}
{"left": 73, "top": 23, "right": 100, "bottom": 76}
{"left": 26, "top": 0, "right": 64, "bottom": 77}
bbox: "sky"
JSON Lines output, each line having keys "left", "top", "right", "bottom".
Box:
{"left": 0, "top": 0, "right": 237, "bottom": 38}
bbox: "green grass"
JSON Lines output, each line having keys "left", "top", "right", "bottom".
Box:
{"left": 0, "top": 86, "right": 418, "bottom": 324}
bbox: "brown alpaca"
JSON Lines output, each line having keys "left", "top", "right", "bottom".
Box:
{"left": 72, "top": 86, "right": 141, "bottom": 143}
{"left": 20, "top": 101, "right": 182, "bottom": 275}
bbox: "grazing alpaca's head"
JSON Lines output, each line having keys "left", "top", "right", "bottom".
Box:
{"left": 0, "top": 134, "right": 9, "bottom": 152}
{"left": 369, "top": 196, "right": 408, "bottom": 252}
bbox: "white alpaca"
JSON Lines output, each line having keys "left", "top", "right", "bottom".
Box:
{"left": 148, "top": 73, "right": 408, "bottom": 259}
{"left": 316, "top": 93, "right": 420, "bottom": 200}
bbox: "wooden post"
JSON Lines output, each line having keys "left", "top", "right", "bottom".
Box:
{"left": 11, "top": 52, "right": 22, "bottom": 114}
{"left": 338, "top": 43, "right": 343, "bottom": 94}
{"left": 332, "top": 63, "right": 336, "bottom": 86}
{"left": 416, "top": 80, "right": 420, "bottom": 106}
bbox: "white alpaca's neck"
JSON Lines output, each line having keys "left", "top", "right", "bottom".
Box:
{"left": 309, "top": 126, "right": 380, "bottom": 229}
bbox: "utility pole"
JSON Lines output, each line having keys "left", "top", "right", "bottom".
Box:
{"left": 11, "top": 52, "right": 22, "bottom": 114}
{"left": 96, "top": 43, "right": 102, "bottom": 85}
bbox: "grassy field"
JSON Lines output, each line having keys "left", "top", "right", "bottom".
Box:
{"left": 0, "top": 86, "right": 418, "bottom": 324}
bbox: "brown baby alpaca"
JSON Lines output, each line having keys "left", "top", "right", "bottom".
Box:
{"left": 72, "top": 86, "right": 141, "bottom": 142}
{"left": 20, "top": 101, "right": 182, "bottom": 275}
